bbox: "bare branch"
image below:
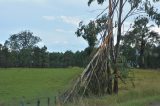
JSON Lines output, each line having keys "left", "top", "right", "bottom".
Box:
{"left": 96, "top": 7, "right": 109, "bottom": 19}
{"left": 121, "top": 8, "right": 137, "bottom": 24}
{"left": 122, "top": 0, "right": 127, "bottom": 8}
{"left": 122, "top": 23, "right": 133, "bottom": 35}
{"left": 111, "top": 0, "right": 120, "bottom": 16}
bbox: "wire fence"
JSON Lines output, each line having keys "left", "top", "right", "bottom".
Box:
{"left": 1, "top": 96, "right": 59, "bottom": 106}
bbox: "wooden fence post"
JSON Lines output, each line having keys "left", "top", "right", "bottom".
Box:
{"left": 55, "top": 96, "right": 57, "bottom": 105}
{"left": 20, "top": 101, "right": 25, "bottom": 106}
{"left": 20, "top": 96, "right": 25, "bottom": 106}
{"left": 47, "top": 97, "right": 50, "bottom": 106}
{"left": 37, "top": 99, "right": 40, "bottom": 106}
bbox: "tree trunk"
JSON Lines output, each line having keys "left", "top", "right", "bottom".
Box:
{"left": 114, "top": 0, "right": 123, "bottom": 94}
{"left": 113, "top": 67, "right": 118, "bottom": 94}
{"left": 139, "top": 38, "right": 145, "bottom": 68}
{"left": 107, "top": 62, "right": 112, "bottom": 94}
{"left": 107, "top": 0, "right": 114, "bottom": 94}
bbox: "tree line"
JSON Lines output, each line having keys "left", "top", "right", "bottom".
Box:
{"left": 0, "top": 27, "right": 160, "bottom": 68}
{"left": 0, "top": 31, "right": 89, "bottom": 68}
{"left": 0, "top": 45, "right": 89, "bottom": 68}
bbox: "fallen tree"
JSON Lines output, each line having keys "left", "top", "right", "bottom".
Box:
{"left": 58, "top": 0, "right": 160, "bottom": 104}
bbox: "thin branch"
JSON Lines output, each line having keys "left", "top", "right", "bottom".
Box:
{"left": 121, "top": 8, "right": 137, "bottom": 24}
{"left": 122, "top": 0, "right": 127, "bottom": 8}
{"left": 88, "top": 8, "right": 109, "bottom": 13}
{"left": 96, "top": 0, "right": 119, "bottom": 19}
{"left": 111, "top": 0, "right": 120, "bottom": 16}
{"left": 96, "top": 7, "right": 109, "bottom": 19}
{"left": 130, "top": 11, "right": 146, "bottom": 16}
{"left": 122, "top": 23, "right": 132, "bottom": 34}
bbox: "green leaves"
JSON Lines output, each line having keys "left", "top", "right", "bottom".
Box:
{"left": 122, "top": 16, "right": 160, "bottom": 68}
{"left": 5, "top": 30, "right": 41, "bottom": 51}
{"left": 88, "top": 0, "right": 106, "bottom": 6}
{"left": 128, "top": 0, "right": 141, "bottom": 9}
{"left": 153, "top": 0, "right": 160, "bottom": 2}
{"left": 134, "top": 16, "right": 148, "bottom": 28}
{"left": 143, "top": 0, "right": 160, "bottom": 26}
{"left": 76, "top": 21, "right": 100, "bottom": 48}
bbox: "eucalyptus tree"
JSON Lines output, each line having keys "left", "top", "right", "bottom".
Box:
{"left": 73, "top": 0, "right": 160, "bottom": 97}
{"left": 123, "top": 16, "right": 160, "bottom": 68}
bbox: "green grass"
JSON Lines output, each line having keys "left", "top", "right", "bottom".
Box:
{"left": 0, "top": 67, "right": 82, "bottom": 106}
{"left": 68, "top": 69, "right": 160, "bottom": 106}
{"left": 0, "top": 68, "right": 160, "bottom": 106}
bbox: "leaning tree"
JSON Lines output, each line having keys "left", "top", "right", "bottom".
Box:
{"left": 59, "top": 0, "right": 160, "bottom": 104}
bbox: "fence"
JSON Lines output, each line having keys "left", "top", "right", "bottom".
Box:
{"left": 1, "top": 95, "right": 65, "bottom": 106}
{"left": 18, "top": 96, "right": 58, "bottom": 106}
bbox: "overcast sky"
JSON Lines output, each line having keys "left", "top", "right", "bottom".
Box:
{"left": 0, "top": 0, "right": 160, "bottom": 52}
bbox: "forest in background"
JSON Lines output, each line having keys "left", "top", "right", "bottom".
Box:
{"left": 0, "top": 30, "right": 89, "bottom": 68}
{"left": 0, "top": 30, "right": 159, "bottom": 68}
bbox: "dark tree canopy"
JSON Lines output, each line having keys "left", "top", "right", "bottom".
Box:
{"left": 76, "top": 21, "right": 101, "bottom": 48}
{"left": 122, "top": 16, "right": 160, "bottom": 68}
{"left": 88, "top": 0, "right": 106, "bottom": 6}
{"left": 5, "top": 30, "right": 41, "bottom": 51}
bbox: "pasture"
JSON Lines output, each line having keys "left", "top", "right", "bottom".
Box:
{"left": 68, "top": 69, "right": 160, "bottom": 106}
{"left": 0, "top": 68, "right": 160, "bottom": 106}
{"left": 0, "top": 68, "right": 82, "bottom": 106}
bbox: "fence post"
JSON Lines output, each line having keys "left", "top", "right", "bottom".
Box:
{"left": 37, "top": 99, "right": 40, "bottom": 106}
{"left": 20, "top": 96, "right": 25, "bottom": 106}
{"left": 47, "top": 97, "right": 50, "bottom": 106}
{"left": 55, "top": 96, "right": 57, "bottom": 105}
{"left": 20, "top": 100, "right": 25, "bottom": 106}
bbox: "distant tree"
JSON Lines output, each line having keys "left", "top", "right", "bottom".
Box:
{"left": 9, "top": 51, "right": 19, "bottom": 67}
{"left": 74, "top": 50, "right": 89, "bottom": 67}
{"left": 0, "top": 44, "right": 3, "bottom": 67}
{"left": 32, "top": 46, "right": 49, "bottom": 68}
{"left": 32, "top": 46, "right": 41, "bottom": 67}
{"left": 146, "top": 45, "right": 160, "bottom": 68}
{"left": 18, "top": 48, "right": 32, "bottom": 67}
{"left": 62, "top": 51, "right": 75, "bottom": 67}
{"left": 5, "top": 30, "right": 41, "bottom": 51}
{"left": 123, "top": 16, "right": 160, "bottom": 68}
{"left": 40, "top": 46, "right": 49, "bottom": 67}
{"left": 120, "top": 44, "right": 137, "bottom": 67}
{"left": 0, "top": 45, "right": 10, "bottom": 67}
{"left": 49, "top": 52, "right": 63, "bottom": 68}
{"left": 4, "top": 30, "right": 42, "bottom": 67}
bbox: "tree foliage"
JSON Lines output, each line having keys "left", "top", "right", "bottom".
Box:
{"left": 122, "top": 16, "right": 160, "bottom": 68}
{"left": 0, "top": 32, "right": 90, "bottom": 68}
{"left": 88, "top": 0, "right": 106, "bottom": 6}
{"left": 5, "top": 30, "right": 41, "bottom": 51}
{"left": 68, "top": 0, "right": 160, "bottom": 99}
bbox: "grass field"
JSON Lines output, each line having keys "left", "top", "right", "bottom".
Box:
{"left": 0, "top": 68, "right": 160, "bottom": 106}
{"left": 68, "top": 69, "right": 160, "bottom": 106}
{"left": 0, "top": 68, "right": 82, "bottom": 106}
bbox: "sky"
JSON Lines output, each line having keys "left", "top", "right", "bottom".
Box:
{"left": 0, "top": 0, "right": 160, "bottom": 52}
